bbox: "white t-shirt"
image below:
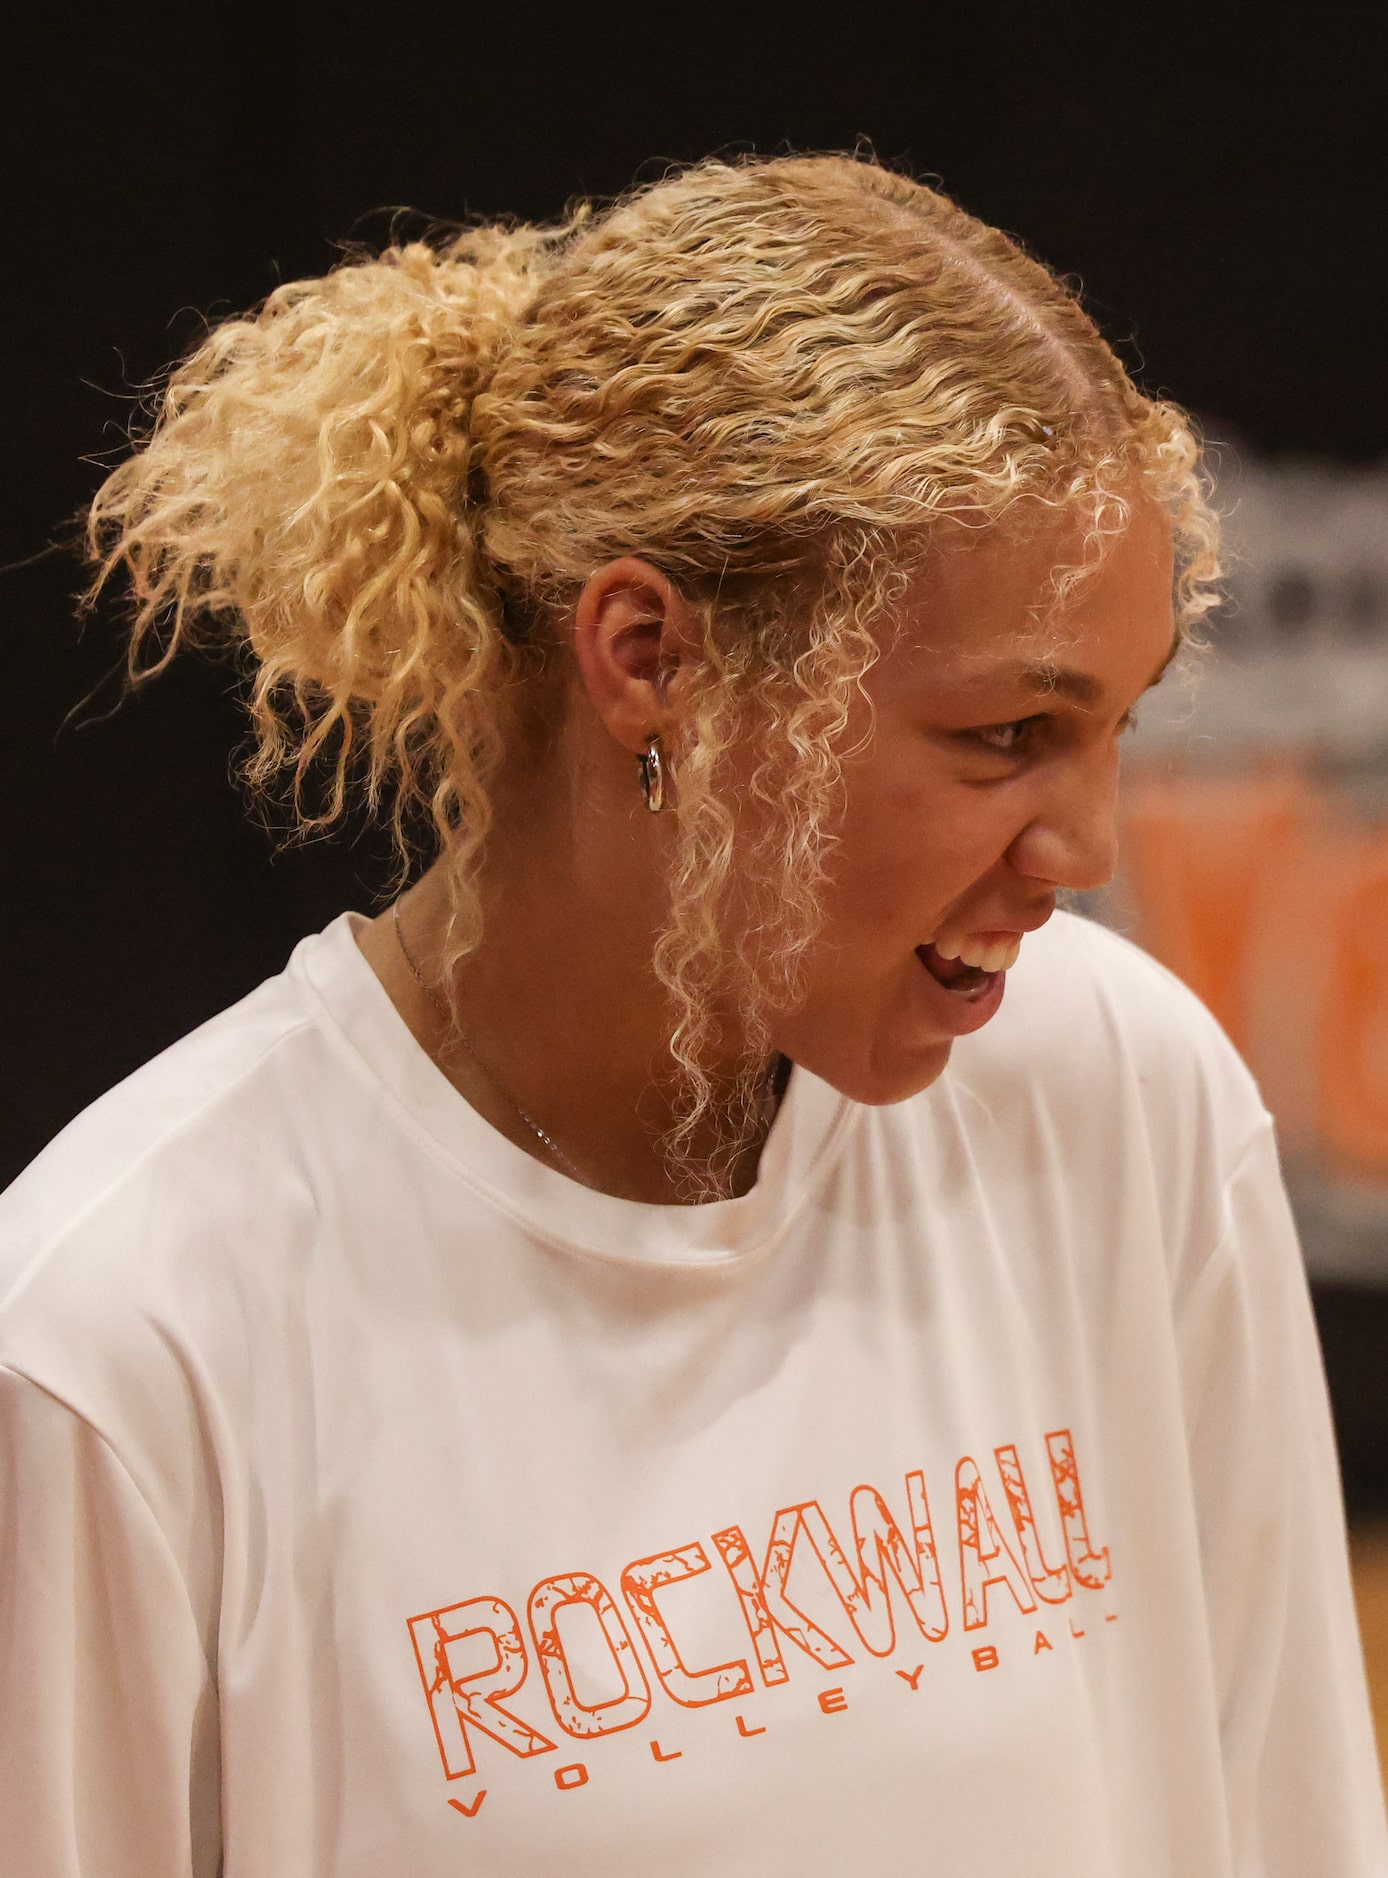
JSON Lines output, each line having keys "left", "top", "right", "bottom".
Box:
{"left": 1, "top": 910, "right": 1383, "bottom": 1877}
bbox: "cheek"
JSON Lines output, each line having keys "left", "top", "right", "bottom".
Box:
{"left": 827, "top": 779, "right": 1018, "bottom": 930}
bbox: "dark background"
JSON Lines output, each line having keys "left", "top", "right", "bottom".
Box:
{"left": 4, "top": 5, "right": 1387, "bottom": 1500}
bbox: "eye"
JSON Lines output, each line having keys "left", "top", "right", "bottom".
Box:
{"left": 966, "top": 715, "right": 1049, "bottom": 755}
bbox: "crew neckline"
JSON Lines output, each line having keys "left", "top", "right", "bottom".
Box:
{"left": 293, "top": 912, "right": 858, "bottom": 1268}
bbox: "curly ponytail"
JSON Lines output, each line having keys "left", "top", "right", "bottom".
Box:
{"left": 88, "top": 221, "right": 562, "bottom": 942}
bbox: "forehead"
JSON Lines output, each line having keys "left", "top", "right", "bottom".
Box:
{"left": 889, "top": 500, "right": 1176, "bottom": 680}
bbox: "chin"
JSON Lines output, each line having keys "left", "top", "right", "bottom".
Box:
{"left": 791, "top": 1037, "right": 955, "bottom": 1107}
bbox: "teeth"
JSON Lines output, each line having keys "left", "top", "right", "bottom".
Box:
{"left": 933, "top": 935, "right": 1022, "bottom": 973}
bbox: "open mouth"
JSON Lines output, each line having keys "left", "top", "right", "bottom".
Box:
{"left": 916, "top": 933, "right": 1022, "bottom": 998}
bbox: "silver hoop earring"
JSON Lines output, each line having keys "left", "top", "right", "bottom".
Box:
{"left": 639, "top": 735, "right": 666, "bottom": 813}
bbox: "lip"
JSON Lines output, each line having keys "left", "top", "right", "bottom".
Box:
{"left": 913, "top": 948, "right": 1008, "bottom": 1036}
{"left": 928, "top": 901, "right": 1056, "bottom": 951}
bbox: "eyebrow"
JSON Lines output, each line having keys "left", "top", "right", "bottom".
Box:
{"left": 1015, "top": 628, "right": 1183, "bottom": 708}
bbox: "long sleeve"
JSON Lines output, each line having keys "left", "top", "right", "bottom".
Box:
{"left": 1179, "top": 1123, "right": 1388, "bottom": 1876}
{"left": 0, "top": 1365, "right": 220, "bottom": 1878}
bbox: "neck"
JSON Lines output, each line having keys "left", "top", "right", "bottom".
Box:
{"left": 358, "top": 740, "right": 777, "bottom": 1203}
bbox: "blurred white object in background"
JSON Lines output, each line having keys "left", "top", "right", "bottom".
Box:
{"left": 1133, "top": 455, "right": 1388, "bottom": 774}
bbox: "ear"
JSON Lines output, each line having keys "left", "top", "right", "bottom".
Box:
{"left": 570, "top": 557, "right": 702, "bottom": 755}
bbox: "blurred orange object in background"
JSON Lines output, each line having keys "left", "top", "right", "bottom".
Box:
{"left": 1120, "top": 761, "right": 1388, "bottom": 1180}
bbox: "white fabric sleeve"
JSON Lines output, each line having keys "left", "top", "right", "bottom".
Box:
{"left": 0, "top": 1365, "right": 220, "bottom": 1878}
{"left": 1179, "top": 1123, "right": 1388, "bottom": 1877}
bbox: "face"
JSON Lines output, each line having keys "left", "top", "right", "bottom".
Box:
{"left": 768, "top": 499, "right": 1178, "bottom": 1102}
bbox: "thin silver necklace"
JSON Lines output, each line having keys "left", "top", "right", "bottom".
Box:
{"left": 392, "top": 899, "right": 588, "bottom": 1184}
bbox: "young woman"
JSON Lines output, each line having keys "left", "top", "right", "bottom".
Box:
{"left": 1, "top": 154, "right": 1383, "bottom": 1875}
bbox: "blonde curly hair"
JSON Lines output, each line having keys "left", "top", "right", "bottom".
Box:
{"left": 87, "top": 152, "right": 1220, "bottom": 1189}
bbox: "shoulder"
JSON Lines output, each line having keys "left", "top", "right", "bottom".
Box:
{"left": 938, "top": 910, "right": 1272, "bottom": 1246}
{"left": 967, "top": 908, "right": 1264, "bottom": 1130}
{"left": 0, "top": 921, "right": 363, "bottom": 1413}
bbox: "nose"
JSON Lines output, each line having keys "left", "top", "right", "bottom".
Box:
{"left": 1006, "top": 745, "right": 1121, "bottom": 893}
